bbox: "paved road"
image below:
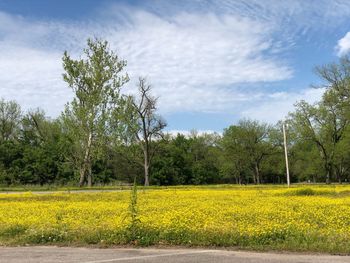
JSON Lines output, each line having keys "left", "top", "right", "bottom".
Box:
{"left": 0, "top": 247, "right": 349, "bottom": 263}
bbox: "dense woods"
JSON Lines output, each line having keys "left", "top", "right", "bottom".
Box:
{"left": 1, "top": 39, "right": 350, "bottom": 186}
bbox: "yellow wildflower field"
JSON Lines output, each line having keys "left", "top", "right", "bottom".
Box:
{"left": 1, "top": 185, "right": 350, "bottom": 252}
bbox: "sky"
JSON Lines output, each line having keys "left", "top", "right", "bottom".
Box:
{"left": 1, "top": 0, "right": 350, "bottom": 134}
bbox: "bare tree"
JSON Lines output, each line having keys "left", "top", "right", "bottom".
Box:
{"left": 130, "top": 77, "right": 166, "bottom": 186}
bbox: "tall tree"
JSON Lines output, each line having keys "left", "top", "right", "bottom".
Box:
{"left": 291, "top": 92, "right": 349, "bottom": 183}
{"left": 314, "top": 56, "right": 350, "bottom": 102}
{"left": 222, "top": 119, "right": 273, "bottom": 184}
{"left": 221, "top": 126, "right": 251, "bottom": 184}
{"left": 0, "top": 99, "right": 21, "bottom": 142}
{"left": 290, "top": 57, "right": 350, "bottom": 183}
{"left": 188, "top": 131, "right": 220, "bottom": 184}
{"left": 128, "top": 77, "right": 166, "bottom": 186}
{"left": 62, "top": 39, "right": 128, "bottom": 187}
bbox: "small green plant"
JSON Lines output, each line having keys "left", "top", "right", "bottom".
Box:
{"left": 294, "top": 188, "right": 315, "bottom": 196}
{"left": 127, "top": 178, "right": 141, "bottom": 243}
{"left": 284, "top": 188, "right": 337, "bottom": 196}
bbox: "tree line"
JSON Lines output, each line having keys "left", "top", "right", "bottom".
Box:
{"left": 1, "top": 39, "right": 350, "bottom": 186}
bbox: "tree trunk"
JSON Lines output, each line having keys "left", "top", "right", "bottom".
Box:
{"left": 79, "top": 133, "right": 92, "bottom": 187}
{"left": 326, "top": 172, "right": 330, "bottom": 184}
{"left": 234, "top": 172, "right": 240, "bottom": 184}
{"left": 144, "top": 163, "right": 149, "bottom": 186}
{"left": 87, "top": 160, "right": 92, "bottom": 187}
{"left": 336, "top": 166, "right": 343, "bottom": 184}
{"left": 144, "top": 149, "right": 149, "bottom": 186}
{"left": 79, "top": 165, "right": 86, "bottom": 187}
{"left": 255, "top": 163, "right": 260, "bottom": 184}
{"left": 325, "top": 162, "right": 332, "bottom": 184}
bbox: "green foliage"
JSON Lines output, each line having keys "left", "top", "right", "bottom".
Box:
{"left": 221, "top": 119, "right": 277, "bottom": 184}
{"left": 150, "top": 133, "right": 220, "bottom": 185}
{"left": 0, "top": 99, "right": 21, "bottom": 142}
{"left": 129, "top": 179, "right": 139, "bottom": 227}
{"left": 61, "top": 38, "right": 129, "bottom": 186}
{"left": 290, "top": 56, "right": 350, "bottom": 184}
{"left": 284, "top": 188, "right": 337, "bottom": 196}
{"left": 3, "top": 43, "right": 350, "bottom": 186}
{"left": 126, "top": 179, "right": 141, "bottom": 243}
{"left": 290, "top": 188, "right": 316, "bottom": 196}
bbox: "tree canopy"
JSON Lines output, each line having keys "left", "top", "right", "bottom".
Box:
{"left": 2, "top": 41, "right": 350, "bottom": 186}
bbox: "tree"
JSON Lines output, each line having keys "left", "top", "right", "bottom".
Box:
{"left": 128, "top": 77, "right": 166, "bottom": 186}
{"left": 222, "top": 119, "right": 273, "bottom": 184}
{"left": 0, "top": 99, "right": 21, "bottom": 142}
{"left": 187, "top": 131, "right": 220, "bottom": 184}
{"left": 61, "top": 39, "right": 128, "bottom": 187}
{"left": 290, "top": 56, "right": 350, "bottom": 183}
{"left": 291, "top": 139, "right": 324, "bottom": 183}
{"left": 149, "top": 135, "right": 188, "bottom": 185}
{"left": 291, "top": 92, "right": 349, "bottom": 183}
{"left": 221, "top": 126, "right": 251, "bottom": 184}
{"left": 314, "top": 56, "right": 350, "bottom": 102}
{"left": 333, "top": 127, "right": 350, "bottom": 183}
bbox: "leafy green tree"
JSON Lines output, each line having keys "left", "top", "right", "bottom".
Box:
{"left": 333, "top": 127, "right": 350, "bottom": 183}
{"left": 150, "top": 132, "right": 220, "bottom": 185}
{"left": 0, "top": 140, "right": 23, "bottom": 185}
{"left": 290, "top": 87, "right": 349, "bottom": 184}
{"left": 221, "top": 126, "right": 251, "bottom": 184}
{"left": 61, "top": 39, "right": 128, "bottom": 186}
{"left": 315, "top": 56, "right": 350, "bottom": 102}
{"left": 187, "top": 132, "right": 220, "bottom": 184}
{"left": 222, "top": 119, "right": 274, "bottom": 184}
{"left": 150, "top": 136, "right": 187, "bottom": 185}
{"left": 290, "top": 140, "right": 324, "bottom": 183}
{"left": 0, "top": 98, "right": 21, "bottom": 142}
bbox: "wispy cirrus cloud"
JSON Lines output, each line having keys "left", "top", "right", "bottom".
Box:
{"left": 0, "top": 6, "right": 292, "bottom": 116}
{"left": 104, "top": 10, "right": 293, "bottom": 113}
{"left": 0, "top": 0, "right": 349, "bottom": 125}
{"left": 240, "top": 88, "right": 325, "bottom": 123}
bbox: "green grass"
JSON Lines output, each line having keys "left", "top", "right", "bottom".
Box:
{"left": 1, "top": 183, "right": 348, "bottom": 193}
{"left": 0, "top": 184, "right": 130, "bottom": 192}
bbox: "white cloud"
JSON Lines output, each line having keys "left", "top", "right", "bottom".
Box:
{"left": 0, "top": 0, "right": 348, "bottom": 124}
{"left": 104, "top": 10, "right": 293, "bottom": 114}
{"left": 0, "top": 9, "right": 292, "bottom": 116}
{"left": 240, "top": 88, "right": 325, "bottom": 123}
{"left": 0, "top": 12, "right": 91, "bottom": 115}
{"left": 0, "top": 45, "right": 69, "bottom": 115}
{"left": 336, "top": 32, "right": 350, "bottom": 56}
{"left": 134, "top": 0, "right": 350, "bottom": 39}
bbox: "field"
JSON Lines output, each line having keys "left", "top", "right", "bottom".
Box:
{"left": 1, "top": 185, "right": 350, "bottom": 253}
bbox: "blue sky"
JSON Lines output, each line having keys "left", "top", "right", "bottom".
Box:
{"left": 1, "top": 0, "right": 350, "bottom": 134}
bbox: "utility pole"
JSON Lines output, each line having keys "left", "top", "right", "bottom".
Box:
{"left": 283, "top": 123, "right": 290, "bottom": 187}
